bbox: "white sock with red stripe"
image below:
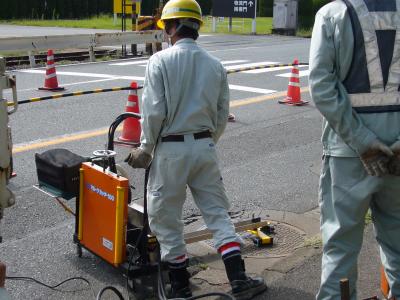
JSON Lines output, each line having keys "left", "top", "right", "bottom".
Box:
{"left": 168, "top": 254, "right": 189, "bottom": 269}
{"left": 219, "top": 242, "right": 242, "bottom": 261}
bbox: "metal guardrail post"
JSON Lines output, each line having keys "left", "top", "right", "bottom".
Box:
{"left": 89, "top": 46, "right": 96, "bottom": 62}
{"left": 28, "top": 51, "right": 36, "bottom": 68}
{"left": 212, "top": 17, "right": 217, "bottom": 32}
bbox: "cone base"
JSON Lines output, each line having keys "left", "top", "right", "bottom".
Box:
{"left": 39, "top": 87, "right": 65, "bottom": 92}
{"left": 114, "top": 139, "right": 140, "bottom": 148}
{"left": 118, "top": 136, "right": 140, "bottom": 144}
{"left": 278, "top": 97, "right": 309, "bottom": 106}
{"left": 228, "top": 113, "right": 236, "bottom": 122}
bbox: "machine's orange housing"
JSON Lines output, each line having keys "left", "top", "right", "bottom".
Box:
{"left": 78, "top": 162, "right": 129, "bottom": 266}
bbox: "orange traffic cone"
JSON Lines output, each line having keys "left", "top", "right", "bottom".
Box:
{"left": 119, "top": 82, "right": 141, "bottom": 144}
{"left": 278, "top": 59, "right": 308, "bottom": 106}
{"left": 381, "top": 266, "right": 394, "bottom": 300}
{"left": 39, "top": 49, "right": 65, "bottom": 91}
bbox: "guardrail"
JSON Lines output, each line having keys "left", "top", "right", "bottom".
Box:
{"left": 0, "top": 30, "right": 164, "bottom": 66}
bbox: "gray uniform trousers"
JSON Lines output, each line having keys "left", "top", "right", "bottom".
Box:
{"left": 147, "top": 134, "right": 242, "bottom": 262}
{"left": 317, "top": 156, "right": 400, "bottom": 300}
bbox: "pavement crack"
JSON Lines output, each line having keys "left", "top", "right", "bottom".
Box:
{"left": 193, "top": 277, "right": 228, "bottom": 286}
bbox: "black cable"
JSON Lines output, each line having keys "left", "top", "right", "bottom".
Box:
{"left": 187, "top": 292, "right": 235, "bottom": 300}
{"left": 6, "top": 276, "right": 96, "bottom": 298}
{"left": 96, "top": 286, "right": 125, "bottom": 300}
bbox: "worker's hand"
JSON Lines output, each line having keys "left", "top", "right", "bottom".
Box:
{"left": 388, "top": 141, "right": 400, "bottom": 176}
{"left": 360, "top": 139, "right": 393, "bottom": 177}
{"left": 124, "top": 148, "right": 152, "bottom": 169}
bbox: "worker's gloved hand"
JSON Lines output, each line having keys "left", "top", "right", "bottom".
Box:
{"left": 360, "top": 139, "right": 393, "bottom": 177}
{"left": 124, "top": 148, "right": 152, "bottom": 169}
{"left": 388, "top": 141, "right": 400, "bottom": 176}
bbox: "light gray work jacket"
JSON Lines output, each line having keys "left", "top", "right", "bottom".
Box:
{"left": 139, "top": 38, "right": 230, "bottom": 154}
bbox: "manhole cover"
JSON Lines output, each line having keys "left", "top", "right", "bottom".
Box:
{"left": 184, "top": 210, "right": 307, "bottom": 258}
{"left": 239, "top": 222, "right": 306, "bottom": 257}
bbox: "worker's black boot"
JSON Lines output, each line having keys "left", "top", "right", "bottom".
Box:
{"left": 223, "top": 253, "right": 267, "bottom": 300}
{"left": 168, "top": 262, "right": 192, "bottom": 298}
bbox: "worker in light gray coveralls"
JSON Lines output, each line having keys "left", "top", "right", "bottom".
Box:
{"left": 309, "top": 0, "right": 400, "bottom": 299}
{"left": 125, "top": 0, "right": 267, "bottom": 298}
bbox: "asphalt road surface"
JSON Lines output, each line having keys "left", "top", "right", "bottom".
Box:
{"left": 1, "top": 32, "right": 325, "bottom": 299}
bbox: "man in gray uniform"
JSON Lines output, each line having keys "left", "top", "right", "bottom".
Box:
{"left": 125, "top": 0, "right": 267, "bottom": 298}
{"left": 309, "top": 0, "right": 400, "bottom": 299}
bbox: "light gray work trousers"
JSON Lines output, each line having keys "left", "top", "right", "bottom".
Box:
{"left": 317, "top": 156, "right": 400, "bottom": 300}
{"left": 147, "top": 134, "right": 242, "bottom": 262}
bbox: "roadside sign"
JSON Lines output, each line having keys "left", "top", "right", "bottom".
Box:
{"left": 114, "top": 0, "right": 141, "bottom": 14}
{"left": 212, "top": 0, "right": 256, "bottom": 18}
{"left": 114, "top": 0, "right": 132, "bottom": 14}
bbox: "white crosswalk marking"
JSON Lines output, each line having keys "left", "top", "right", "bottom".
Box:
{"left": 220, "top": 60, "right": 248, "bottom": 65}
{"left": 277, "top": 69, "right": 310, "bottom": 78}
{"left": 229, "top": 84, "right": 276, "bottom": 94}
{"left": 224, "top": 61, "right": 278, "bottom": 72}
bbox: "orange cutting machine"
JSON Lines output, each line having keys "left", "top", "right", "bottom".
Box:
{"left": 76, "top": 161, "right": 129, "bottom": 266}
{"left": 35, "top": 113, "right": 159, "bottom": 296}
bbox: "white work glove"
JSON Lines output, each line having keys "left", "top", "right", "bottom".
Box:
{"left": 360, "top": 139, "right": 393, "bottom": 177}
{"left": 388, "top": 141, "right": 400, "bottom": 176}
{"left": 124, "top": 148, "right": 152, "bottom": 169}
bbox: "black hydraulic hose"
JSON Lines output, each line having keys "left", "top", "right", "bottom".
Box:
{"left": 106, "top": 112, "right": 141, "bottom": 173}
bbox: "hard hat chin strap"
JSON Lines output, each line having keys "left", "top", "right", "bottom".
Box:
{"left": 166, "top": 18, "right": 199, "bottom": 38}
{"left": 179, "top": 18, "right": 200, "bottom": 31}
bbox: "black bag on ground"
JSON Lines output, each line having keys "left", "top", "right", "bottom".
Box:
{"left": 35, "top": 148, "right": 87, "bottom": 200}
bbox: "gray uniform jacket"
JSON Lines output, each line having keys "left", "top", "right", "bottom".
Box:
{"left": 309, "top": 0, "right": 400, "bottom": 157}
{"left": 139, "top": 38, "right": 230, "bottom": 154}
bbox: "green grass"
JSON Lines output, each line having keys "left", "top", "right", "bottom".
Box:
{"left": 0, "top": 15, "right": 312, "bottom": 36}
{"left": 0, "top": 15, "right": 123, "bottom": 30}
{"left": 200, "top": 16, "right": 273, "bottom": 35}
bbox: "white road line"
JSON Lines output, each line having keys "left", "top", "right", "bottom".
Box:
{"left": 225, "top": 61, "right": 278, "bottom": 71}
{"left": 18, "top": 70, "right": 275, "bottom": 94}
{"left": 209, "top": 46, "right": 269, "bottom": 53}
{"left": 18, "top": 70, "right": 145, "bottom": 81}
{"left": 229, "top": 84, "right": 276, "bottom": 94}
{"left": 220, "top": 60, "right": 248, "bottom": 65}
{"left": 277, "top": 69, "right": 310, "bottom": 78}
{"left": 3, "top": 78, "right": 120, "bottom": 94}
{"left": 109, "top": 59, "right": 149, "bottom": 66}
{"left": 244, "top": 66, "right": 293, "bottom": 74}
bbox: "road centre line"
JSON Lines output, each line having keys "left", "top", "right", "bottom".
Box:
{"left": 230, "top": 87, "right": 309, "bottom": 107}
{"left": 12, "top": 87, "right": 310, "bottom": 154}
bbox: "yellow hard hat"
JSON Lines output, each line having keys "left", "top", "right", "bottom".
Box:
{"left": 157, "top": 0, "right": 203, "bottom": 29}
